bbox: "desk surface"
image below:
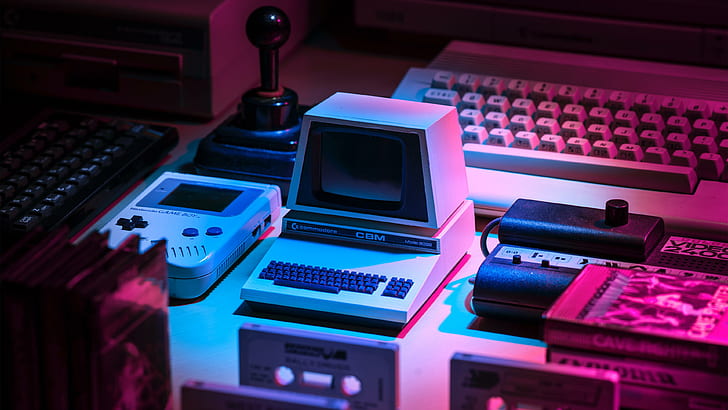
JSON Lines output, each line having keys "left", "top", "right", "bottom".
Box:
{"left": 91, "top": 38, "right": 547, "bottom": 410}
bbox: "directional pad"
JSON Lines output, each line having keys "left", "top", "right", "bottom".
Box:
{"left": 116, "top": 215, "right": 149, "bottom": 231}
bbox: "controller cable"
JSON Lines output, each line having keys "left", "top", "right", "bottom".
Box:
{"left": 479, "top": 217, "right": 501, "bottom": 257}
{"left": 469, "top": 217, "right": 501, "bottom": 285}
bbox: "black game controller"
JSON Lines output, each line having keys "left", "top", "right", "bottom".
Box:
{"left": 472, "top": 198, "right": 662, "bottom": 321}
{"left": 469, "top": 198, "right": 728, "bottom": 322}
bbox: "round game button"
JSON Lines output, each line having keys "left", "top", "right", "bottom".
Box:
{"left": 206, "top": 226, "right": 223, "bottom": 236}
{"left": 182, "top": 227, "right": 199, "bottom": 237}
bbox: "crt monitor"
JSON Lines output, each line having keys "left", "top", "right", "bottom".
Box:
{"left": 287, "top": 92, "right": 468, "bottom": 230}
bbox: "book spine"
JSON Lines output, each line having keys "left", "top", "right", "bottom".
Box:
{"left": 1, "top": 283, "right": 41, "bottom": 410}
{"left": 39, "top": 287, "right": 70, "bottom": 410}
{"left": 543, "top": 319, "right": 728, "bottom": 374}
{"left": 67, "top": 294, "right": 92, "bottom": 410}
{"left": 547, "top": 346, "right": 728, "bottom": 397}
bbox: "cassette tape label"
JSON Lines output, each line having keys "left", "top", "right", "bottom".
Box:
{"left": 450, "top": 353, "right": 619, "bottom": 410}
{"left": 239, "top": 323, "right": 398, "bottom": 410}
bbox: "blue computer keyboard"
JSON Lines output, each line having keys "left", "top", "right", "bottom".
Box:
{"left": 257, "top": 260, "right": 414, "bottom": 299}
{"left": 392, "top": 41, "right": 728, "bottom": 240}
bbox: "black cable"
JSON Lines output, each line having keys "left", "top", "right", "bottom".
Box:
{"left": 479, "top": 217, "right": 501, "bottom": 258}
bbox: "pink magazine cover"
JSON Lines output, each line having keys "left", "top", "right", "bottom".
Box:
{"left": 543, "top": 265, "right": 728, "bottom": 373}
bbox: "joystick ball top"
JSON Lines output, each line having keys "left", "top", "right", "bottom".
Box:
{"left": 246, "top": 6, "right": 290, "bottom": 49}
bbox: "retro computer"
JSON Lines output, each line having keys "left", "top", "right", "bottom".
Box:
{"left": 239, "top": 92, "right": 475, "bottom": 328}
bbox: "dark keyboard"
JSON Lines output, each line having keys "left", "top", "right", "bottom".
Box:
{"left": 258, "top": 260, "right": 414, "bottom": 299}
{"left": 0, "top": 111, "right": 178, "bottom": 249}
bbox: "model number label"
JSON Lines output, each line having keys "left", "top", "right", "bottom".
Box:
{"left": 661, "top": 236, "right": 728, "bottom": 261}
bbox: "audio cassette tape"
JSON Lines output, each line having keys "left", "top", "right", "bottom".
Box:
{"left": 450, "top": 353, "right": 620, "bottom": 410}
{"left": 239, "top": 323, "right": 398, "bottom": 410}
{"left": 181, "top": 380, "right": 350, "bottom": 410}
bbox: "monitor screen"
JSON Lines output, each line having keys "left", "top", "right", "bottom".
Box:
{"left": 320, "top": 128, "right": 402, "bottom": 203}
{"left": 158, "top": 183, "right": 243, "bottom": 213}
{"left": 294, "top": 121, "right": 428, "bottom": 222}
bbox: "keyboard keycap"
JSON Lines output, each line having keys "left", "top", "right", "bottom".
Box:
{"left": 535, "top": 101, "right": 561, "bottom": 119}
{"left": 644, "top": 146, "right": 671, "bottom": 164}
{"left": 505, "top": 79, "right": 530, "bottom": 101}
{"left": 459, "top": 109, "right": 484, "bottom": 127}
{"left": 535, "top": 117, "right": 561, "bottom": 137}
{"left": 530, "top": 82, "right": 557, "bottom": 103}
{"left": 483, "top": 112, "right": 510, "bottom": 131}
{"left": 12, "top": 214, "right": 40, "bottom": 232}
{"left": 591, "top": 140, "right": 618, "bottom": 158}
{"left": 711, "top": 104, "right": 728, "bottom": 123}
{"left": 585, "top": 124, "right": 612, "bottom": 144}
{"left": 638, "top": 113, "right": 665, "bottom": 133}
{"left": 665, "top": 116, "right": 691, "bottom": 134}
{"left": 560, "top": 121, "right": 587, "bottom": 140}
{"left": 719, "top": 122, "right": 728, "bottom": 140}
{"left": 462, "top": 125, "right": 487, "bottom": 144}
{"left": 461, "top": 92, "right": 486, "bottom": 111}
{"left": 485, "top": 95, "right": 511, "bottom": 114}
{"left": 511, "top": 98, "right": 537, "bottom": 116}
{"left": 638, "top": 130, "right": 664, "bottom": 149}
{"left": 658, "top": 97, "right": 685, "bottom": 118}
{"left": 509, "top": 115, "right": 535, "bottom": 133}
{"left": 538, "top": 135, "right": 566, "bottom": 152}
{"left": 697, "top": 153, "right": 725, "bottom": 180}
{"left": 685, "top": 101, "right": 711, "bottom": 121}
{"left": 605, "top": 91, "right": 633, "bottom": 113}
{"left": 614, "top": 110, "right": 639, "bottom": 128}
{"left": 561, "top": 104, "right": 587, "bottom": 123}
{"left": 665, "top": 133, "right": 691, "bottom": 151}
{"left": 431, "top": 71, "right": 456, "bottom": 89}
{"left": 692, "top": 119, "right": 718, "bottom": 138}
{"left": 612, "top": 127, "right": 639, "bottom": 146}
{"left": 670, "top": 150, "right": 698, "bottom": 168}
{"left": 587, "top": 107, "right": 613, "bottom": 126}
{"left": 487, "top": 129, "right": 514, "bottom": 147}
{"left": 513, "top": 131, "right": 540, "bottom": 150}
{"left": 617, "top": 144, "right": 645, "bottom": 161}
{"left": 423, "top": 88, "right": 461, "bottom": 106}
{"left": 692, "top": 136, "right": 718, "bottom": 156}
{"left": 633, "top": 93, "right": 659, "bottom": 115}
{"left": 455, "top": 73, "right": 481, "bottom": 94}
{"left": 478, "top": 76, "right": 506, "bottom": 96}
{"left": 718, "top": 139, "right": 728, "bottom": 158}
{"left": 554, "top": 85, "right": 581, "bottom": 107}
{"left": 581, "top": 88, "right": 607, "bottom": 109}
{"left": 564, "top": 137, "right": 591, "bottom": 155}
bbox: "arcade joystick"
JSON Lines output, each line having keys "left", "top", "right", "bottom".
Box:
{"left": 240, "top": 6, "right": 299, "bottom": 132}
{"left": 194, "top": 6, "right": 304, "bottom": 198}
